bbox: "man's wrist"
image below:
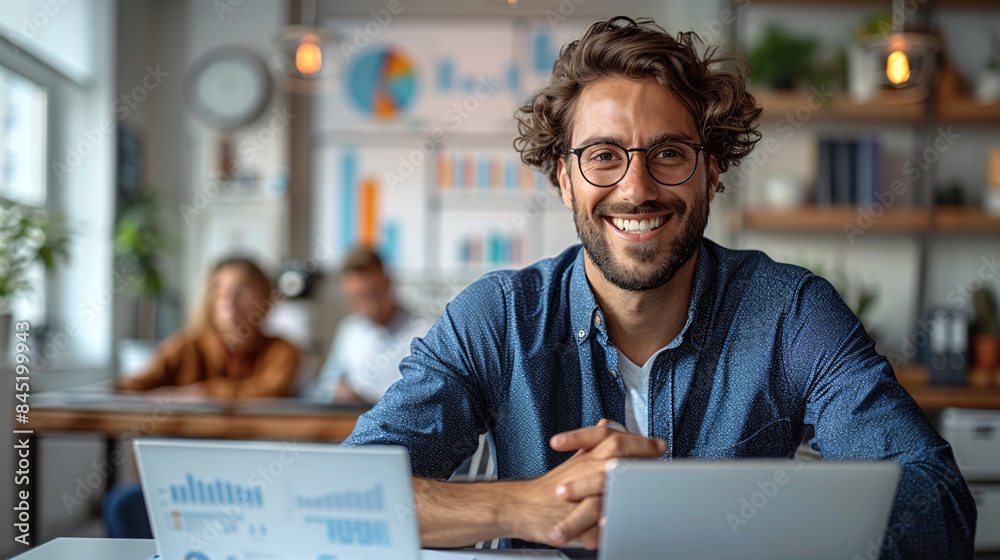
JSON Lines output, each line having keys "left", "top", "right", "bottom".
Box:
{"left": 491, "top": 479, "right": 531, "bottom": 539}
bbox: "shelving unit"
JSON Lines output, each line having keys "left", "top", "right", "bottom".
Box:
{"left": 931, "top": 208, "right": 1000, "bottom": 233}
{"left": 734, "top": 206, "right": 930, "bottom": 232}
{"left": 936, "top": 97, "right": 1000, "bottom": 124}
{"left": 756, "top": 91, "right": 1000, "bottom": 125}
{"left": 756, "top": 91, "right": 925, "bottom": 123}
{"left": 735, "top": 206, "right": 1000, "bottom": 234}
{"left": 731, "top": 0, "right": 1000, "bottom": 398}
{"left": 896, "top": 364, "right": 1000, "bottom": 411}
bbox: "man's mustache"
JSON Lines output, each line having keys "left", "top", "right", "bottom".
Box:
{"left": 594, "top": 198, "right": 686, "bottom": 217}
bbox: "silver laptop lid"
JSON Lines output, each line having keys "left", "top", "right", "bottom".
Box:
{"left": 600, "top": 460, "right": 900, "bottom": 560}
{"left": 134, "top": 439, "right": 420, "bottom": 560}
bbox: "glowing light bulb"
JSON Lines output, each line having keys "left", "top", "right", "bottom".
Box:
{"left": 886, "top": 50, "right": 911, "bottom": 86}
{"left": 295, "top": 34, "right": 322, "bottom": 76}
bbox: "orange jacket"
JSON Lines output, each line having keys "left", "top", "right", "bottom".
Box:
{"left": 119, "top": 329, "right": 299, "bottom": 398}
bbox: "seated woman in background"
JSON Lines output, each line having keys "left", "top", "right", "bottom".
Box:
{"left": 118, "top": 256, "right": 299, "bottom": 398}
{"left": 106, "top": 257, "right": 299, "bottom": 539}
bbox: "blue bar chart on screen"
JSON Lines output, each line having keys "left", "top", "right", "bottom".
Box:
{"left": 165, "top": 475, "right": 264, "bottom": 507}
{"left": 134, "top": 441, "right": 420, "bottom": 560}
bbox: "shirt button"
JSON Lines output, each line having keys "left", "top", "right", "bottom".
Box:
{"left": 594, "top": 315, "right": 603, "bottom": 327}
{"left": 577, "top": 329, "right": 587, "bottom": 339}
{"left": 610, "top": 369, "right": 619, "bottom": 379}
{"left": 693, "top": 333, "right": 701, "bottom": 343}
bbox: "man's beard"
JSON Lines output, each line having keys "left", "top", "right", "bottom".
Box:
{"left": 571, "top": 180, "right": 709, "bottom": 292}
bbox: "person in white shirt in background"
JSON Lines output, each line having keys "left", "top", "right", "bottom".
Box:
{"left": 312, "top": 247, "right": 430, "bottom": 404}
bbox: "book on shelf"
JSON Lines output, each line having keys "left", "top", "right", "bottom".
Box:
{"left": 815, "top": 136, "right": 882, "bottom": 207}
{"left": 855, "top": 136, "right": 881, "bottom": 206}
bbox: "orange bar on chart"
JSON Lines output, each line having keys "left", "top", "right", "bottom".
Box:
{"left": 359, "top": 177, "right": 379, "bottom": 247}
{"left": 519, "top": 165, "right": 533, "bottom": 191}
{"left": 438, "top": 152, "right": 453, "bottom": 191}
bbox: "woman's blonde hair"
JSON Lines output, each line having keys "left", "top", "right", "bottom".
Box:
{"left": 188, "top": 257, "right": 274, "bottom": 332}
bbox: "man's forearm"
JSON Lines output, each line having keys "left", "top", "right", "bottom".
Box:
{"left": 414, "top": 477, "right": 526, "bottom": 548}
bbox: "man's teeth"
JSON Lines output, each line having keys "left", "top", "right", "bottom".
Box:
{"left": 611, "top": 215, "right": 666, "bottom": 234}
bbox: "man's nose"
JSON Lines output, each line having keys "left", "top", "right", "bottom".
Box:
{"left": 614, "top": 156, "right": 659, "bottom": 205}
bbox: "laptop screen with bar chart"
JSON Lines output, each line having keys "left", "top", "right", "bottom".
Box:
{"left": 134, "top": 439, "right": 421, "bottom": 560}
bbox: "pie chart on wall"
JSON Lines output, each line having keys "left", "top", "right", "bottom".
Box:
{"left": 346, "top": 47, "right": 418, "bottom": 120}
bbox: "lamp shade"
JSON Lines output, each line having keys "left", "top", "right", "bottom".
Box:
{"left": 859, "top": 31, "right": 939, "bottom": 102}
{"left": 270, "top": 25, "right": 340, "bottom": 95}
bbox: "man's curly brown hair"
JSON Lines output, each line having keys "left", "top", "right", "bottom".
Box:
{"left": 514, "top": 16, "right": 762, "bottom": 193}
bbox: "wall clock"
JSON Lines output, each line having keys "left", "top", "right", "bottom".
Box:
{"left": 185, "top": 46, "right": 272, "bottom": 130}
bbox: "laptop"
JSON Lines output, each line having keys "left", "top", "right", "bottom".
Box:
{"left": 134, "top": 439, "right": 422, "bottom": 560}
{"left": 598, "top": 460, "right": 901, "bottom": 560}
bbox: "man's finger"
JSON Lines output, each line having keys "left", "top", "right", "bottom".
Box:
{"left": 573, "top": 524, "right": 602, "bottom": 551}
{"left": 549, "top": 496, "right": 602, "bottom": 546}
{"left": 588, "top": 432, "right": 667, "bottom": 460}
{"left": 555, "top": 469, "right": 606, "bottom": 502}
{"left": 550, "top": 419, "right": 614, "bottom": 452}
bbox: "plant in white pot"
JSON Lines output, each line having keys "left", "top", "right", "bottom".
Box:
{"left": 0, "top": 198, "right": 71, "bottom": 360}
{"left": 976, "top": 32, "right": 1000, "bottom": 105}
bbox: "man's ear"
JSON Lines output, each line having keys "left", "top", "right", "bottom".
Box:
{"left": 557, "top": 157, "right": 573, "bottom": 210}
{"left": 706, "top": 154, "right": 720, "bottom": 203}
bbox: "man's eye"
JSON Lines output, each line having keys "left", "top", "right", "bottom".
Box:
{"left": 653, "top": 149, "right": 680, "bottom": 159}
{"left": 590, "top": 151, "right": 620, "bottom": 162}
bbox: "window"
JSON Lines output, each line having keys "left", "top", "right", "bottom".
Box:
{"left": 1, "top": 64, "right": 49, "bottom": 322}
{"left": 0, "top": 64, "right": 47, "bottom": 206}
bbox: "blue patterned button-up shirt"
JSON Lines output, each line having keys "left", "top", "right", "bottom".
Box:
{"left": 344, "top": 240, "right": 976, "bottom": 557}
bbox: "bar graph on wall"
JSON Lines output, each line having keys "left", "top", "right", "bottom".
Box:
{"left": 531, "top": 30, "right": 557, "bottom": 74}
{"left": 338, "top": 151, "right": 401, "bottom": 265}
{"left": 315, "top": 18, "right": 591, "bottom": 131}
{"left": 436, "top": 151, "right": 548, "bottom": 192}
{"left": 328, "top": 149, "right": 424, "bottom": 267}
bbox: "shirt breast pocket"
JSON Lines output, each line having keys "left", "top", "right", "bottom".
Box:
{"left": 689, "top": 417, "right": 793, "bottom": 460}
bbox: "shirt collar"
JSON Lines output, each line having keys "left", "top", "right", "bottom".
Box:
{"left": 568, "top": 240, "right": 717, "bottom": 350}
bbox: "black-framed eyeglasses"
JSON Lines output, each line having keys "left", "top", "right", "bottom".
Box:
{"left": 566, "top": 139, "right": 706, "bottom": 188}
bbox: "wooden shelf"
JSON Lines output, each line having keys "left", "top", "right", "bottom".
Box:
{"left": 757, "top": 91, "right": 1000, "bottom": 125}
{"left": 757, "top": 91, "right": 924, "bottom": 124}
{"left": 737, "top": 207, "right": 930, "bottom": 232}
{"left": 931, "top": 208, "right": 1000, "bottom": 233}
{"left": 896, "top": 364, "right": 1000, "bottom": 411}
{"left": 737, "top": 207, "right": 1000, "bottom": 234}
{"left": 937, "top": 97, "right": 1000, "bottom": 123}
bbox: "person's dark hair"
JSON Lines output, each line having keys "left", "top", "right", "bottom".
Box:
{"left": 514, "top": 16, "right": 762, "bottom": 192}
{"left": 341, "top": 246, "right": 385, "bottom": 275}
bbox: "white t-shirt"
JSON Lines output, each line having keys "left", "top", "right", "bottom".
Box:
{"left": 312, "top": 307, "right": 431, "bottom": 404}
{"left": 616, "top": 349, "right": 658, "bottom": 437}
{"left": 611, "top": 307, "right": 693, "bottom": 437}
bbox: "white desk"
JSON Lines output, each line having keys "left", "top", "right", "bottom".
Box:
{"left": 11, "top": 538, "right": 580, "bottom": 559}
{"left": 11, "top": 538, "right": 156, "bottom": 559}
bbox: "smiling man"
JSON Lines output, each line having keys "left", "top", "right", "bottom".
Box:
{"left": 344, "top": 17, "right": 975, "bottom": 556}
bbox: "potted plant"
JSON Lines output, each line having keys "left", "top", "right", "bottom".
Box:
{"left": 747, "top": 25, "right": 820, "bottom": 91}
{"left": 113, "top": 187, "right": 174, "bottom": 340}
{"left": 0, "top": 198, "right": 72, "bottom": 359}
{"left": 970, "top": 288, "right": 1000, "bottom": 372}
{"left": 849, "top": 12, "right": 893, "bottom": 103}
{"left": 976, "top": 31, "right": 1000, "bottom": 104}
